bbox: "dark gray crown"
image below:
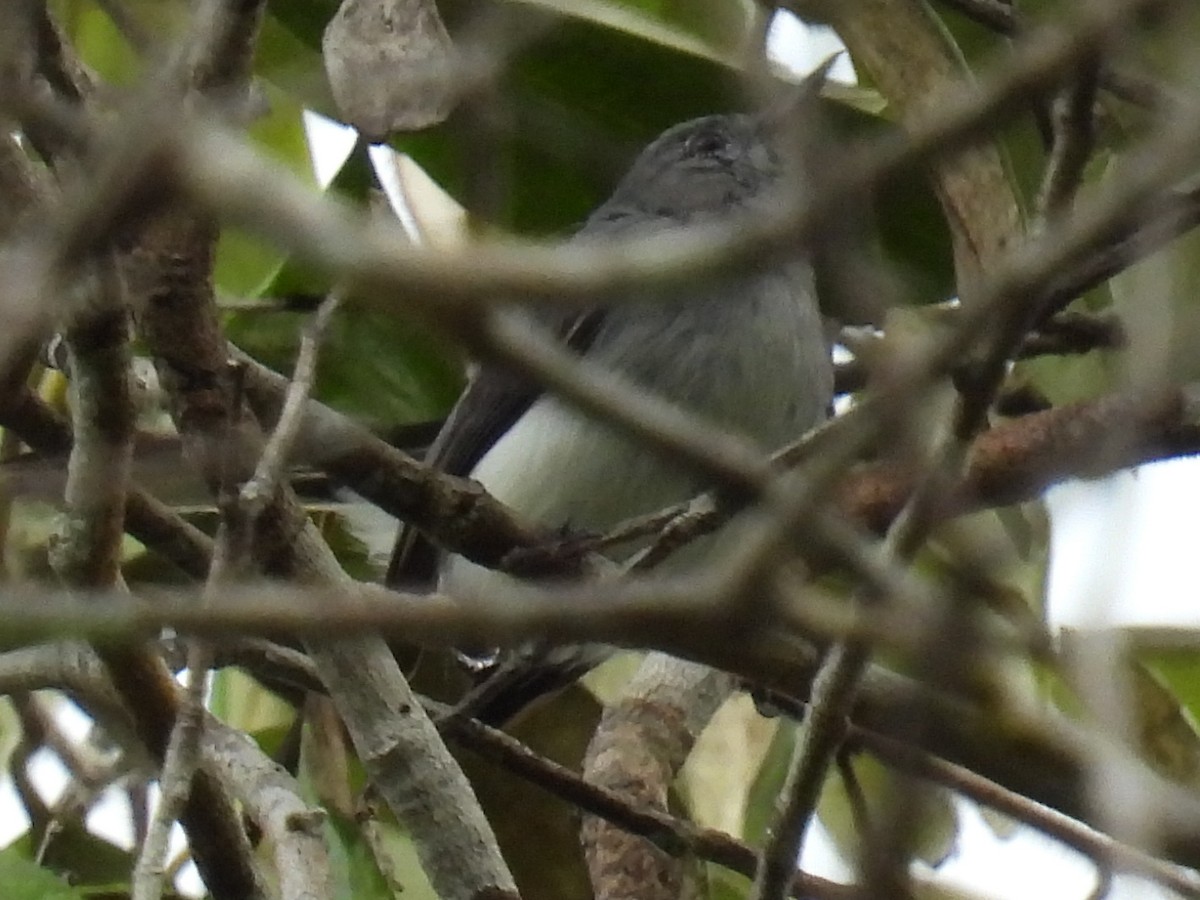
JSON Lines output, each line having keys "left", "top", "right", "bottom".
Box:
{"left": 593, "top": 114, "right": 784, "bottom": 226}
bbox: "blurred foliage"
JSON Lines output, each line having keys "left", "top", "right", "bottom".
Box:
{"left": 0, "top": 847, "right": 88, "bottom": 900}
{"left": 4, "top": 822, "right": 136, "bottom": 896}
{"left": 8, "top": 0, "right": 1200, "bottom": 899}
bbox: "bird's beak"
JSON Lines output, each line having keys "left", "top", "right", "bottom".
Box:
{"left": 754, "top": 52, "right": 840, "bottom": 140}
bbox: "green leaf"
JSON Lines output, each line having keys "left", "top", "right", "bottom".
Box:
{"left": 49, "top": 0, "right": 187, "bottom": 86}
{"left": 266, "top": 0, "right": 340, "bottom": 51}
{"left": 314, "top": 506, "right": 385, "bottom": 580}
{"left": 743, "top": 723, "right": 959, "bottom": 869}
{"left": 517, "top": 0, "right": 753, "bottom": 59}
{"left": 298, "top": 710, "right": 409, "bottom": 900}
{"left": 213, "top": 82, "right": 317, "bottom": 297}
{"left": 257, "top": 10, "right": 339, "bottom": 115}
{"left": 225, "top": 306, "right": 463, "bottom": 431}
{"left": 0, "top": 849, "right": 85, "bottom": 900}
{"left": 393, "top": 3, "right": 749, "bottom": 234}
{"left": 706, "top": 865, "right": 752, "bottom": 900}
{"left": 1050, "top": 640, "right": 1200, "bottom": 788}
{"left": 4, "top": 823, "right": 134, "bottom": 891}
{"left": 1111, "top": 225, "right": 1200, "bottom": 386}
{"left": 1132, "top": 652, "right": 1200, "bottom": 787}
{"left": 455, "top": 684, "right": 600, "bottom": 900}
{"left": 326, "top": 812, "right": 411, "bottom": 900}
{"left": 0, "top": 699, "right": 20, "bottom": 778}
{"left": 818, "top": 753, "right": 960, "bottom": 869}
{"left": 209, "top": 667, "right": 298, "bottom": 735}
{"left": 679, "top": 695, "right": 781, "bottom": 836}
{"left": 742, "top": 717, "right": 796, "bottom": 846}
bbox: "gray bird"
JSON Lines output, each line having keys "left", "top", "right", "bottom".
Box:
{"left": 387, "top": 108, "right": 833, "bottom": 722}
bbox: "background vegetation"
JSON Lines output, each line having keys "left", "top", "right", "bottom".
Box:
{"left": 1, "top": 0, "right": 1199, "bottom": 898}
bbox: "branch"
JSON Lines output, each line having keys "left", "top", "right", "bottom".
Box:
{"left": 810, "top": 0, "right": 1023, "bottom": 285}
{"left": 204, "top": 721, "right": 334, "bottom": 900}
{"left": 240, "top": 291, "right": 340, "bottom": 515}
{"left": 931, "top": 0, "right": 1167, "bottom": 107}
{"left": 50, "top": 250, "right": 264, "bottom": 900}
{"left": 232, "top": 345, "right": 542, "bottom": 571}
{"left": 434, "top": 700, "right": 859, "bottom": 900}
{"left": 0, "top": 382, "right": 1192, "bottom": 653}
{"left": 0, "top": 644, "right": 335, "bottom": 900}
{"left": 126, "top": 116, "right": 520, "bottom": 900}
{"left": 851, "top": 728, "right": 1200, "bottom": 899}
{"left": 1036, "top": 56, "right": 1101, "bottom": 219}
{"left": 581, "top": 656, "right": 736, "bottom": 900}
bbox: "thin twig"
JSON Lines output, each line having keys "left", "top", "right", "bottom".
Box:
{"left": 931, "top": 0, "right": 1166, "bottom": 107}
{"left": 132, "top": 649, "right": 209, "bottom": 900}
{"left": 1037, "top": 56, "right": 1102, "bottom": 219}
{"left": 851, "top": 727, "right": 1200, "bottom": 899}
{"left": 240, "top": 290, "right": 341, "bottom": 515}
{"left": 431, "top": 699, "right": 861, "bottom": 900}
{"left": 0, "top": 642, "right": 334, "bottom": 900}
{"left": 751, "top": 641, "right": 873, "bottom": 900}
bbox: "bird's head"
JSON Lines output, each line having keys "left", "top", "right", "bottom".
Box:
{"left": 600, "top": 113, "right": 796, "bottom": 225}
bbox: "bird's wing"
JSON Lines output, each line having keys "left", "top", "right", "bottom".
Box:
{"left": 384, "top": 306, "right": 605, "bottom": 587}
{"left": 385, "top": 201, "right": 653, "bottom": 588}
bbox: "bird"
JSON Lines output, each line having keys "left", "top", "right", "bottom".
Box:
{"left": 386, "top": 102, "right": 834, "bottom": 723}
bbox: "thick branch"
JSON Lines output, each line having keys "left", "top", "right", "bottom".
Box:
{"left": 581, "top": 657, "right": 735, "bottom": 900}
{"left": 54, "top": 261, "right": 263, "bottom": 900}
{"left": 0, "top": 644, "right": 334, "bottom": 900}
{"left": 127, "top": 150, "right": 519, "bottom": 900}
{"left": 437, "top": 700, "right": 857, "bottom": 900}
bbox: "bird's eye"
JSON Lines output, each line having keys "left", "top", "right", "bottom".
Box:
{"left": 684, "top": 127, "right": 729, "bottom": 159}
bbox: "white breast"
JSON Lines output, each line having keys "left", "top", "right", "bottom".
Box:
{"left": 440, "top": 399, "right": 697, "bottom": 602}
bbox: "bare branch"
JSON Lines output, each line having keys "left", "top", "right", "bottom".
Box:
{"left": 582, "top": 657, "right": 736, "bottom": 900}
{"left": 852, "top": 728, "right": 1200, "bottom": 899}
{"left": 434, "top": 700, "right": 859, "bottom": 900}
{"left": 1037, "top": 57, "right": 1102, "bottom": 219}
{"left": 931, "top": 0, "right": 1166, "bottom": 107}
{"left": 132, "top": 653, "right": 209, "bottom": 900}
{"left": 0, "top": 643, "right": 335, "bottom": 900}
{"left": 240, "top": 291, "right": 341, "bottom": 515}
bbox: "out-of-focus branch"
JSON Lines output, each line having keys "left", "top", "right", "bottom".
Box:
{"left": 0, "top": 2, "right": 91, "bottom": 165}
{"left": 0, "top": 388, "right": 215, "bottom": 577}
{"left": 808, "top": 0, "right": 1023, "bottom": 288}
{"left": 117, "top": 14, "right": 519, "bottom": 886}
{"left": 931, "top": 0, "right": 1166, "bottom": 107}
{"left": 0, "top": 644, "right": 334, "bottom": 900}
{"left": 15, "top": 589, "right": 1200, "bottom": 870}
{"left": 185, "top": 0, "right": 268, "bottom": 97}
{"left": 434, "top": 699, "right": 859, "bottom": 900}
{"left": 52, "top": 257, "right": 264, "bottom": 900}
{"left": 851, "top": 728, "right": 1200, "bottom": 899}
{"left": 0, "top": 131, "right": 48, "bottom": 235}
{"left": 834, "top": 310, "right": 1127, "bottom": 396}
{"left": 0, "top": 129, "right": 54, "bottom": 414}
{"left": 32, "top": 4, "right": 92, "bottom": 107}
{"left": 0, "top": 385, "right": 1191, "bottom": 642}
{"left": 1037, "top": 57, "right": 1101, "bottom": 219}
